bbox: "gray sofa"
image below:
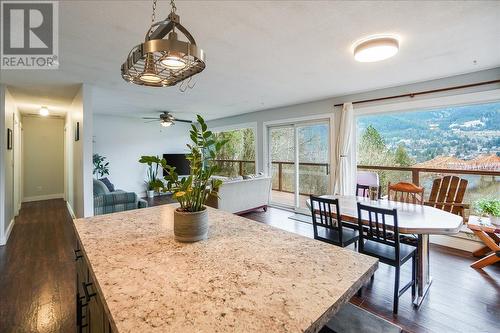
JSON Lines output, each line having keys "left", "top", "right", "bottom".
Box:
{"left": 93, "top": 178, "right": 148, "bottom": 215}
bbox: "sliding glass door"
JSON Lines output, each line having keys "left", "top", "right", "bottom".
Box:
{"left": 268, "top": 120, "right": 330, "bottom": 212}
{"left": 269, "top": 126, "right": 296, "bottom": 207}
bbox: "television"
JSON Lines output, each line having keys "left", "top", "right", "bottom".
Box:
{"left": 163, "top": 154, "right": 190, "bottom": 175}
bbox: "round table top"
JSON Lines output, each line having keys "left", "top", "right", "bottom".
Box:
{"left": 307, "top": 195, "right": 463, "bottom": 235}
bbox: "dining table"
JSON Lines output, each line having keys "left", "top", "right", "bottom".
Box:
{"left": 307, "top": 195, "right": 464, "bottom": 307}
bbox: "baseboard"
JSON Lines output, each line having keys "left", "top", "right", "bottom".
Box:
{"left": 0, "top": 218, "right": 15, "bottom": 246}
{"left": 23, "top": 193, "right": 64, "bottom": 203}
{"left": 66, "top": 201, "right": 76, "bottom": 219}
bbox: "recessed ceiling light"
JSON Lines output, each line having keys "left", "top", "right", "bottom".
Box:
{"left": 39, "top": 106, "right": 49, "bottom": 116}
{"left": 353, "top": 36, "right": 399, "bottom": 62}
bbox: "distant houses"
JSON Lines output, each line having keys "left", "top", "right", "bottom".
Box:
{"left": 413, "top": 154, "right": 500, "bottom": 171}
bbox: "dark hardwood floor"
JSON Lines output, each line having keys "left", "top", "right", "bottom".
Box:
{"left": 1, "top": 199, "right": 498, "bottom": 333}
{"left": 241, "top": 207, "right": 500, "bottom": 333}
{"left": 0, "top": 199, "right": 76, "bottom": 333}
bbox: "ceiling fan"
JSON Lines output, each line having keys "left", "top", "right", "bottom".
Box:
{"left": 142, "top": 111, "right": 192, "bottom": 127}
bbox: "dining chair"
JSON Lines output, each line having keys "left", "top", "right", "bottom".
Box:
{"left": 387, "top": 182, "right": 425, "bottom": 246}
{"left": 356, "top": 184, "right": 382, "bottom": 198}
{"left": 310, "top": 195, "right": 359, "bottom": 248}
{"left": 356, "top": 203, "right": 416, "bottom": 314}
{"left": 388, "top": 182, "right": 425, "bottom": 205}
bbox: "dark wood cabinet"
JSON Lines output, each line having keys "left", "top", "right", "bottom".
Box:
{"left": 75, "top": 241, "right": 113, "bottom": 333}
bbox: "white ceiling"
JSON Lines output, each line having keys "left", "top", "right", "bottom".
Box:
{"left": 1, "top": 0, "right": 499, "bottom": 120}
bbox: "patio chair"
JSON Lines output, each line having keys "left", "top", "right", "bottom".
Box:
{"left": 425, "top": 175, "right": 469, "bottom": 219}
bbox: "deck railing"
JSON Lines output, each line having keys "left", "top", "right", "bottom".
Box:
{"left": 213, "top": 159, "right": 329, "bottom": 194}
{"left": 357, "top": 165, "right": 500, "bottom": 187}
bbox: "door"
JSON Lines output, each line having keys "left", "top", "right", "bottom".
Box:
{"left": 297, "top": 122, "right": 330, "bottom": 210}
{"left": 268, "top": 120, "right": 330, "bottom": 212}
{"left": 269, "top": 126, "right": 296, "bottom": 208}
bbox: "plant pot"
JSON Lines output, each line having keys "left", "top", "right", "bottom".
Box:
{"left": 147, "top": 190, "right": 155, "bottom": 198}
{"left": 173, "top": 207, "right": 208, "bottom": 242}
{"left": 490, "top": 215, "right": 500, "bottom": 227}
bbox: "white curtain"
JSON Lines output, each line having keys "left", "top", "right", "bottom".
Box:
{"left": 334, "top": 102, "right": 355, "bottom": 195}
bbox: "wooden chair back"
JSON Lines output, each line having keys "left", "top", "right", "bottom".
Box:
{"left": 357, "top": 203, "right": 400, "bottom": 261}
{"left": 388, "top": 182, "right": 425, "bottom": 205}
{"left": 425, "top": 176, "right": 468, "bottom": 216}
{"left": 310, "top": 195, "right": 343, "bottom": 244}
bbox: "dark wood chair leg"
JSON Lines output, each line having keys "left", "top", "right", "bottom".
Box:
{"left": 393, "top": 266, "right": 400, "bottom": 314}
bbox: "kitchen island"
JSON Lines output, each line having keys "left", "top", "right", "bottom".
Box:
{"left": 73, "top": 204, "right": 378, "bottom": 333}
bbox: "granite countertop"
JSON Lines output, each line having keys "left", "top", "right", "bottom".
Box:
{"left": 73, "top": 205, "right": 378, "bottom": 333}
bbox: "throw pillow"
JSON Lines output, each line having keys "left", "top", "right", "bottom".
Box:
{"left": 99, "top": 177, "right": 115, "bottom": 192}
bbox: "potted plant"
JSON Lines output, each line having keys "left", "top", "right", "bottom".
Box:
{"left": 474, "top": 198, "right": 500, "bottom": 226}
{"left": 139, "top": 155, "right": 163, "bottom": 198}
{"left": 143, "top": 115, "right": 227, "bottom": 242}
{"left": 93, "top": 154, "right": 110, "bottom": 178}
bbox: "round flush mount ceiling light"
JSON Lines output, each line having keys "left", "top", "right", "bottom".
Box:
{"left": 39, "top": 106, "right": 49, "bottom": 116}
{"left": 353, "top": 36, "right": 399, "bottom": 62}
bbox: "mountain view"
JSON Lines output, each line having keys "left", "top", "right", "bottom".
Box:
{"left": 357, "top": 101, "right": 500, "bottom": 163}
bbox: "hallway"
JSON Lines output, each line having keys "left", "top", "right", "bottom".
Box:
{"left": 0, "top": 200, "right": 75, "bottom": 333}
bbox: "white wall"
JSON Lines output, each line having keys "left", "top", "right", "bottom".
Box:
{"left": 22, "top": 116, "right": 65, "bottom": 201}
{"left": 0, "top": 85, "right": 21, "bottom": 245}
{"left": 93, "top": 114, "right": 190, "bottom": 196}
{"left": 65, "top": 84, "right": 93, "bottom": 218}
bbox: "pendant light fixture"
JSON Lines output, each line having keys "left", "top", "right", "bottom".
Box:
{"left": 121, "top": 0, "right": 205, "bottom": 89}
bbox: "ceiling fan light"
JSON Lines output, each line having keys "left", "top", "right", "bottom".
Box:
{"left": 161, "top": 120, "right": 173, "bottom": 127}
{"left": 353, "top": 36, "right": 399, "bottom": 62}
{"left": 39, "top": 106, "right": 49, "bottom": 116}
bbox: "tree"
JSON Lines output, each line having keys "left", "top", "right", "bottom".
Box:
{"left": 358, "top": 125, "right": 391, "bottom": 166}
{"left": 394, "top": 144, "right": 413, "bottom": 167}
{"left": 213, "top": 128, "right": 256, "bottom": 176}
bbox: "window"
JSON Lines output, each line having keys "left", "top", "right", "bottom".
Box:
{"left": 356, "top": 101, "right": 500, "bottom": 205}
{"left": 213, "top": 128, "right": 256, "bottom": 177}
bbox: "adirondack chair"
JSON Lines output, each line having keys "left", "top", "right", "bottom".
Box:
{"left": 425, "top": 175, "right": 469, "bottom": 220}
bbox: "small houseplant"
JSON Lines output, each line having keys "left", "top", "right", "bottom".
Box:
{"left": 474, "top": 198, "right": 500, "bottom": 226}
{"left": 139, "top": 155, "right": 163, "bottom": 198}
{"left": 93, "top": 154, "right": 110, "bottom": 178}
{"left": 143, "top": 115, "right": 228, "bottom": 242}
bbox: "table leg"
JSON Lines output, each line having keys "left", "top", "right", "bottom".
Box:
{"left": 413, "top": 234, "right": 432, "bottom": 308}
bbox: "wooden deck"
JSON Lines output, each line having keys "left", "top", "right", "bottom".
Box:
{"left": 271, "top": 190, "right": 310, "bottom": 208}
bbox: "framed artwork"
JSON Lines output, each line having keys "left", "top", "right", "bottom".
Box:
{"left": 75, "top": 122, "right": 80, "bottom": 141}
{"left": 7, "top": 128, "right": 13, "bottom": 150}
